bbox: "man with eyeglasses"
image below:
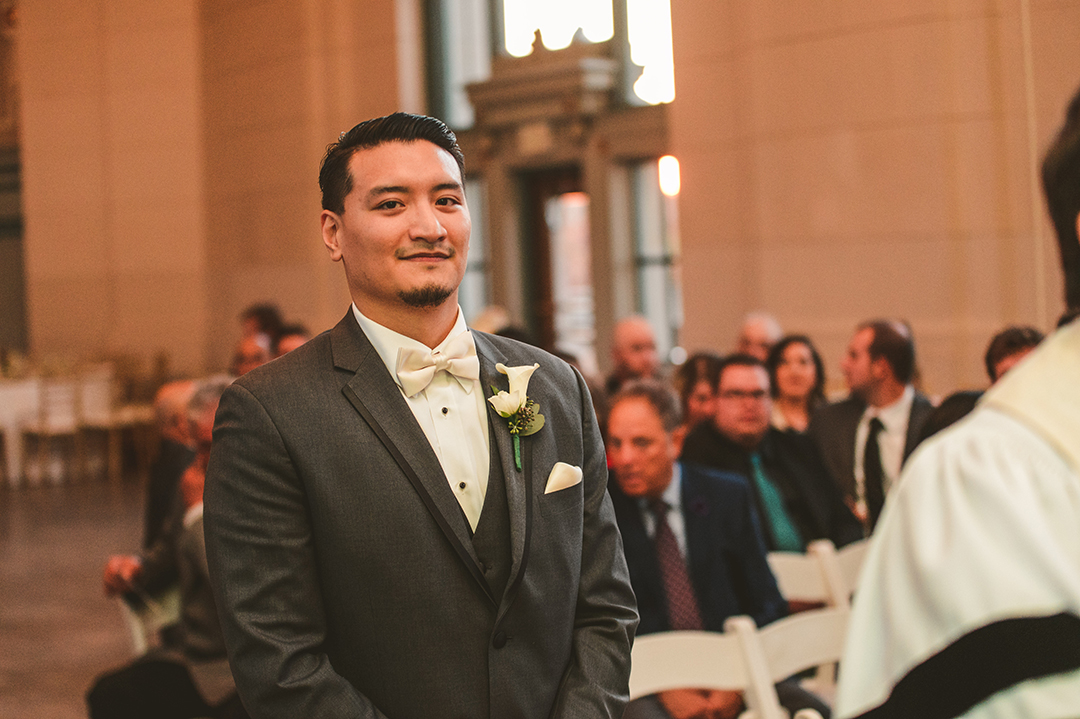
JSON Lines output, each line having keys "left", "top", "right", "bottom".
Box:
{"left": 681, "top": 354, "right": 861, "bottom": 553}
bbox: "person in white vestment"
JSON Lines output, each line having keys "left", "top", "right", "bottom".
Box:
{"left": 835, "top": 83, "right": 1080, "bottom": 719}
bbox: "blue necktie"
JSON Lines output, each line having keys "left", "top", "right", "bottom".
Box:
{"left": 749, "top": 453, "right": 804, "bottom": 552}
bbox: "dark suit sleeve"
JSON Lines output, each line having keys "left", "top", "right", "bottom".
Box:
{"left": 549, "top": 367, "right": 639, "bottom": 719}
{"left": 203, "top": 382, "right": 388, "bottom": 719}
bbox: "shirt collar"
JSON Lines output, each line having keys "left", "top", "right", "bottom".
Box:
{"left": 351, "top": 303, "right": 471, "bottom": 391}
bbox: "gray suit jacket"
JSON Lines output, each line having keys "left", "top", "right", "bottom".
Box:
{"left": 203, "top": 312, "right": 638, "bottom": 719}
{"left": 808, "top": 391, "right": 934, "bottom": 502}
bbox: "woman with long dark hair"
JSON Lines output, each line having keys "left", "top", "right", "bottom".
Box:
{"left": 765, "top": 335, "right": 826, "bottom": 433}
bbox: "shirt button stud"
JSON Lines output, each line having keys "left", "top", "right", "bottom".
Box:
{"left": 459, "top": 482, "right": 466, "bottom": 490}
{"left": 442, "top": 407, "right": 449, "bottom": 415}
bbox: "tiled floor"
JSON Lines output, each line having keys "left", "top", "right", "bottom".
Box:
{"left": 0, "top": 480, "right": 143, "bottom": 719}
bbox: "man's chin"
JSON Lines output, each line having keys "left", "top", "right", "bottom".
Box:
{"left": 398, "top": 284, "right": 455, "bottom": 309}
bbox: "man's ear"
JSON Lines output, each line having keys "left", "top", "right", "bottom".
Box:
{"left": 669, "top": 424, "right": 688, "bottom": 458}
{"left": 321, "top": 210, "right": 344, "bottom": 261}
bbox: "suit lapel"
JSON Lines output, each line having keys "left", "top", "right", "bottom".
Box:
{"left": 474, "top": 333, "right": 533, "bottom": 610}
{"left": 679, "top": 466, "right": 711, "bottom": 604}
{"left": 331, "top": 315, "right": 496, "bottom": 607}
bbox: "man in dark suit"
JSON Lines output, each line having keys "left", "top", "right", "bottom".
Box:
{"left": 681, "top": 355, "right": 862, "bottom": 553}
{"left": 203, "top": 113, "right": 637, "bottom": 719}
{"left": 608, "top": 380, "right": 829, "bottom": 719}
{"left": 808, "top": 320, "right": 933, "bottom": 532}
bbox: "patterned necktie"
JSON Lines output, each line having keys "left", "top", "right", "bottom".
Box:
{"left": 648, "top": 498, "right": 704, "bottom": 631}
{"left": 749, "top": 452, "right": 804, "bottom": 552}
{"left": 395, "top": 330, "right": 480, "bottom": 397}
{"left": 864, "top": 417, "right": 886, "bottom": 531}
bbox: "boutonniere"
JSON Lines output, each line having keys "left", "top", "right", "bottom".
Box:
{"left": 488, "top": 363, "right": 545, "bottom": 471}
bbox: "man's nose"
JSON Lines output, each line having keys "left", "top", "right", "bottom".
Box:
{"left": 409, "top": 203, "right": 447, "bottom": 241}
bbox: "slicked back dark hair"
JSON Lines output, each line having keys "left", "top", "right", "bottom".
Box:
{"left": 859, "top": 319, "right": 916, "bottom": 385}
{"left": 610, "top": 379, "right": 684, "bottom": 433}
{"left": 318, "top": 112, "right": 466, "bottom": 214}
{"left": 1042, "top": 85, "right": 1080, "bottom": 310}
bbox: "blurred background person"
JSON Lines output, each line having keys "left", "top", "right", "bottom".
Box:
{"left": 672, "top": 351, "right": 722, "bottom": 430}
{"left": 984, "top": 325, "right": 1044, "bottom": 383}
{"left": 766, "top": 335, "right": 827, "bottom": 434}
{"left": 273, "top": 323, "right": 312, "bottom": 357}
{"left": 239, "top": 303, "right": 283, "bottom": 346}
{"left": 606, "top": 315, "right": 663, "bottom": 396}
{"left": 230, "top": 334, "right": 270, "bottom": 376}
{"left": 734, "top": 311, "right": 783, "bottom": 362}
{"left": 144, "top": 380, "right": 197, "bottom": 550}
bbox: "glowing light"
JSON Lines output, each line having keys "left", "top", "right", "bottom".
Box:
{"left": 658, "top": 155, "right": 680, "bottom": 196}
{"left": 502, "top": 0, "right": 674, "bottom": 106}
{"left": 628, "top": 0, "right": 675, "bottom": 104}
{"left": 504, "top": 0, "right": 613, "bottom": 57}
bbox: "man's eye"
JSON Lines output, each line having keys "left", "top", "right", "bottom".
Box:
{"left": 378, "top": 200, "right": 403, "bottom": 210}
{"left": 435, "top": 196, "right": 461, "bottom": 206}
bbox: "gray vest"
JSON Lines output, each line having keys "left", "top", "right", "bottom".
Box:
{"left": 470, "top": 445, "right": 511, "bottom": 601}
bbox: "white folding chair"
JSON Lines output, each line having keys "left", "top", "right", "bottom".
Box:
{"left": 629, "top": 630, "right": 751, "bottom": 702}
{"left": 729, "top": 606, "right": 851, "bottom": 714}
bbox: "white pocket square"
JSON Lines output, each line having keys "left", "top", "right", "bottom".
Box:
{"left": 544, "top": 462, "right": 583, "bottom": 494}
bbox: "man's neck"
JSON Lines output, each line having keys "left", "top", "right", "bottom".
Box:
{"left": 866, "top": 379, "right": 907, "bottom": 409}
{"left": 354, "top": 297, "right": 460, "bottom": 349}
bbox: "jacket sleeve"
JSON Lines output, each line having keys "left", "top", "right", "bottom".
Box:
{"left": 202, "top": 381, "right": 389, "bottom": 719}
{"left": 549, "top": 367, "right": 640, "bottom": 718}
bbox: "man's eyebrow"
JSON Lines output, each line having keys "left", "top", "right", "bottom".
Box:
{"left": 366, "top": 181, "right": 463, "bottom": 199}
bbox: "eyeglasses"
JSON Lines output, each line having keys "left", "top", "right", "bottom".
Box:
{"left": 718, "top": 389, "right": 768, "bottom": 401}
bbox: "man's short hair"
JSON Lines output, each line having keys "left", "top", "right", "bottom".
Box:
{"left": 609, "top": 379, "right": 683, "bottom": 433}
{"left": 1041, "top": 84, "right": 1080, "bottom": 310}
{"left": 859, "top": 320, "right": 916, "bottom": 385}
{"left": 716, "top": 353, "right": 768, "bottom": 386}
{"left": 319, "top": 112, "right": 466, "bottom": 215}
{"left": 984, "top": 325, "right": 1044, "bottom": 381}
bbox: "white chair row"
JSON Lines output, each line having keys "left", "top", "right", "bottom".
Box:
{"left": 1, "top": 363, "right": 154, "bottom": 486}
{"left": 767, "top": 539, "right": 870, "bottom": 610}
{"left": 629, "top": 605, "right": 850, "bottom": 719}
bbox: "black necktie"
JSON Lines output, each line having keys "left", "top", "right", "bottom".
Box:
{"left": 864, "top": 417, "right": 886, "bottom": 531}
{"left": 648, "top": 499, "right": 703, "bottom": 631}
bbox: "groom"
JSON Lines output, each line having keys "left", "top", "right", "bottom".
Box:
{"left": 203, "top": 113, "right": 637, "bottom": 719}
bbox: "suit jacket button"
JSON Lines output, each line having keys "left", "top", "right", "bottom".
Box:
{"left": 492, "top": 631, "right": 507, "bottom": 649}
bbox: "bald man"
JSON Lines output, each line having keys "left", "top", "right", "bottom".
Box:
{"left": 606, "top": 316, "right": 663, "bottom": 397}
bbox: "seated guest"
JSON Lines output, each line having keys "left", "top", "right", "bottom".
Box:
{"left": 984, "top": 325, "right": 1044, "bottom": 383}
{"left": 144, "top": 380, "right": 196, "bottom": 549}
{"left": 273, "top": 323, "right": 312, "bottom": 357}
{"left": 94, "top": 377, "right": 247, "bottom": 719}
{"left": 239, "top": 303, "right": 283, "bottom": 346}
{"left": 913, "top": 389, "right": 984, "bottom": 448}
{"left": 231, "top": 333, "right": 271, "bottom": 376}
{"left": 682, "top": 355, "right": 861, "bottom": 553}
{"left": 606, "top": 315, "right": 663, "bottom": 396}
{"left": 735, "top": 311, "right": 783, "bottom": 361}
{"left": 766, "top": 335, "right": 827, "bottom": 433}
{"left": 608, "top": 380, "right": 829, "bottom": 719}
{"left": 673, "top": 351, "right": 722, "bottom": 430}
{"left": 808, "top": 320, "right": 932, "bottom": 533}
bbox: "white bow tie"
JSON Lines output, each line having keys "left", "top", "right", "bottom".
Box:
{"left": 395, "top": 331, "right": 480, "bottom": 397}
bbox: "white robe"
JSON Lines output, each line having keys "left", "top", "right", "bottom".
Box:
{"left": 836, "top": 320, "right": 1080, "bottom": 719}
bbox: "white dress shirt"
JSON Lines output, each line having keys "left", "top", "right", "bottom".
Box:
{"left": 637, "top": 464, "right": 688, "bottom": 561}
{"left": 352, "top": 304, "right": 490, "bottom": 530}
{"left": 852, "top": 385, "right": 914, "bottom": 518}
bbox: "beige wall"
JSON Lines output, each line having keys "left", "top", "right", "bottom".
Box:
{"left": 671, "top": 0, "right": 1080, "bottom": 395}
{"left": 18, "top": 0, "right": 208, "bottom": 375}
{"left": 17, "top": 0, "right": 411, "bottom": 377}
